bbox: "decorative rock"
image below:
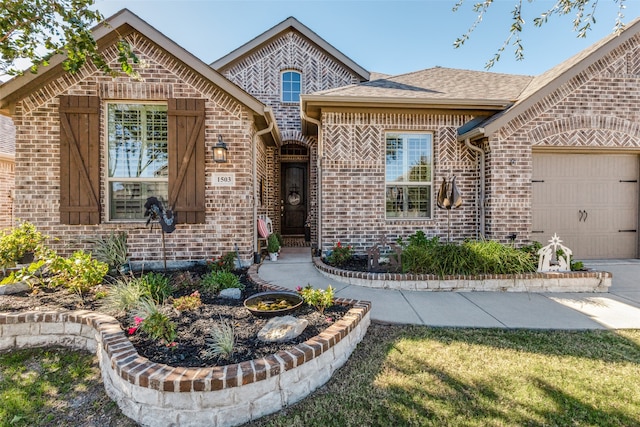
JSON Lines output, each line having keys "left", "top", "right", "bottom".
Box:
{"left": 0, "top": 281, "right": 30, "bottom": 295}
{"left": 258, "top": 315, "right": 309, "bottom": 343}
{"left": 219, "top": 288, "right": 242, "bottom": 299}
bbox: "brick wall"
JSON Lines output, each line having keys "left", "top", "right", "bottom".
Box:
{"left": 11, "top": 31, "right": 264, "bottom": 263}
{"left": 484, "top": 32, "right": 640, "bottom": 246}
{"left": 218, "top": 30, "right": 361, "bottom": 242}
{"left": 320, "top": 111, "right": 478, "bottom": 253}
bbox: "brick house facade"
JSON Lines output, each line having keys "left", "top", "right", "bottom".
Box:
{"left": 1, "top": 9, "right": 640, "bottom": 261}
{"left": 0, "top": 10, "right": 278, "bottom": 264}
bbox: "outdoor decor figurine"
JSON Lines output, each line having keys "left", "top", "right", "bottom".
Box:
{"left": 537, "top": 233, "right": 572, "bottom": 272}
{"left": 366, "top": 235, "right": 402, "bottom": 272}
{"left": 144, "top": 197, "right": 176, "bottom": 270}
{"left": 436, "top": 176, "right": 462, "bottom": 242}
{"left": 144, "top": 197, "right": 175, "bottom": 233}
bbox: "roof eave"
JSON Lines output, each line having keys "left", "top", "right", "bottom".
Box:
{"left": 302, "top": 94, "right": 512, "bottom": 120}
{"left": 483, "top": 18, "right": 640, "bottom": 135}
{"left": 1, "top": 9, "right": 269, "bottom": 119}
{"left": 457, "top": 127, "right": 486, "bottom": 141}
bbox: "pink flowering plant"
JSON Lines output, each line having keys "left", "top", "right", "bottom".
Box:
{"left": 327, "top": 241, "right": 353, "bottom": 267}
{"left": 128, "top": 316, "right": 144, "bottom": 335}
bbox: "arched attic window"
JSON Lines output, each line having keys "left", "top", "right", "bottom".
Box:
{"left": 281, "top": 70, "right": 301, "bottom": 103}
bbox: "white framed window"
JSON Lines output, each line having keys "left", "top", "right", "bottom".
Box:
{"left": 281, "top": 70, "right": 301, "bottom": 103}
{"left": 106, "top": 102, "right": 168, "bottom": 221}
{"left": 385, "top": 132, "right": 433, "bottom": 219}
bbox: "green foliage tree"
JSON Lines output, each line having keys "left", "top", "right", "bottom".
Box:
{"left": 0, "top": 0, "right": 138, "bottom": 77}
{"left": 453, "top": 0, "right": 629, "bottom": 69}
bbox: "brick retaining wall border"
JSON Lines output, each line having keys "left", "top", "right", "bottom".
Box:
{"left": 0, "top": 264, "right": 371, "bottom": 427}
{"left": 313, "top": 258, "right": 612, "bottom": 292}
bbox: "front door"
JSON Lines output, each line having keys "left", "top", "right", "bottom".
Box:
{"left": 281, "top": 162, "right": 307, "bottom": 235}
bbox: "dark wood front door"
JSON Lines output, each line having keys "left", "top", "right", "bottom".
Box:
{"left": 281, "top": 162, "right": 307, "bottom": 235}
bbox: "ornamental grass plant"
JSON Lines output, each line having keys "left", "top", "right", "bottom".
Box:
{"left": 400, "top": 232, "right": 536, "bottom": 277}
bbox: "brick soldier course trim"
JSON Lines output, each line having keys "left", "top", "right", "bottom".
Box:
{"left": 314, "top": 258, "right": 612, "bottom": 292}
{"left": 0, "top": 264, "right": 371, "bottom": 427}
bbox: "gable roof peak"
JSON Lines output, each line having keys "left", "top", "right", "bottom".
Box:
{"left": 210, "top": 16, "right": 369, "bottom": 81}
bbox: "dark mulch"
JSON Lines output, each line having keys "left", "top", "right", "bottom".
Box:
{"left": 324, "top": 255, "right": 398, "bottom": 274}
{"left": 0, "top": 267, "right": 348, "bottom": 368}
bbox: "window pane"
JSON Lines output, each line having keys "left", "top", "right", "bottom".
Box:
{"left": 282, "top": 71, "right": 301, "bottom": 103}
{"left": 107, "top": 103, "right": 169, "bottom": 221}
{"left": 386, "top": 133, "right": 432, "bottom": 218}
{"left": 108, "top": 104, "right": 168, "bottom": 178}
{"left": 110, "top": 181, "right": 169, "bottom": 220}
{"left": 385, "top": 185, "right": 431, "bottom": 218}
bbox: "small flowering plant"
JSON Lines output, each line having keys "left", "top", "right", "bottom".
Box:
{"left": 172, "top": 290, "right": 202, "bottom": 311}
{"left": 297, "top": 284, "right": 334, "bottom": 315}
{"left": 327, "top": 241, "right": 353, "bottom": 267}
{"left": 207, "top": 252, "right": 236, "bottom": 272}
{"left": 128, "top": 316, "right": 144, "bottom": 335}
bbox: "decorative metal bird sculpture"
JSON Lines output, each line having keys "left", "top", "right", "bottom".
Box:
{"left": 436, "top": 176, "right": 463, "bottom": 242}
{"left": 144, "top": 197, "right": 176, "bottom": 234}
{"left": 437, "top": 176, "right": 462, "bottom": 210}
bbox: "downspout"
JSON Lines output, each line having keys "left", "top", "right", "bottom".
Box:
{"left": 464, "top": 138, "right": 486, "bottom": 239}
{"left": 300, "top": 110, "right": 322, "bottom": 255}
{"left": 253, "top": 111, "right": 275, "bottom": 259}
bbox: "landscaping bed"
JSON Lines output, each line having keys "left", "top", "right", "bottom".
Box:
{"left": 0, "top": 267, "right": 348, "bottom": 368}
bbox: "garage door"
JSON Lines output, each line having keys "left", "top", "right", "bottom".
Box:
{"left": 532, "top": 153, "right": 638, "bottom": 259}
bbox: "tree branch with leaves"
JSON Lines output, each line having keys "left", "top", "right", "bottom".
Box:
{"left": 453, "top": 0, "right": 629, "bottom": 69}
{"left": 0, "top": 0, "right": 138, "bottom": 77}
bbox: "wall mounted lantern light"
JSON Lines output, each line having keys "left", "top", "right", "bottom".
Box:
{"left": 213, "top": 134, "right": 228, "bottom": 163}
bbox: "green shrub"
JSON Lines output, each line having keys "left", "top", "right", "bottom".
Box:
{"left": 0, "top": 221, "right": 46, "bottom": 269}
{"left": 402, "top": 238, "right": 536, "bottom": 277}
{"left": 200, "top": 271, "right": 244, "bottom": 294}
{"left": 326, "top": 242, "right": 353, "bottom": 266}
{"left": 139, "top": 272, "right": 172, "bottom": 304}
{"left": 298, "top": 284, "right": 334, "bottom": 314}
{"left": 47, "top": 250, "right": 109, "bottom": 294}
{"left": 267, "top": 234, "right": 280, "bottom": 253}
{"left": 207, "top": 252, "right": 236, "bottom": 272}
{"left": 464, "top": 240, "right": 535, "bottom": 275}
{"left": 133, "top": 299, "right": 177, "bottom": 344}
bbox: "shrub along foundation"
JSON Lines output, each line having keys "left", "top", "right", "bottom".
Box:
{"left": 314, "top": 258, "right": 612, "bottom": 292}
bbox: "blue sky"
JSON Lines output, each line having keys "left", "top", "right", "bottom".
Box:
{"left": 91, "top": 0, "right": 640, "bottom": 77}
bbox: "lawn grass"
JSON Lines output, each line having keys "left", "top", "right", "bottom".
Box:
{"left": 2, "top": 327, "right": 640, "bottom": 426}
{"left": 247, "top": 326, "right": 640, "bottom": 427}
{"left": 0, "top": 347, "right": 135, "bottom": 427}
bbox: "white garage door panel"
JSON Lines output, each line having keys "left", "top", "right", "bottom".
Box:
{"left": 532, "top": 153, "right": 638, "bottom": 259}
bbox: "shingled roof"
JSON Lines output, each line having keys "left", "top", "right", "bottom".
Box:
{"left": 302, "top": 67, "right": 534, "bottom": 123}
{"left": 458, "top": 16, "right": 640, "bottom": 140}
{"left": 316, "top": 67, "right": 533, "bottom": 101}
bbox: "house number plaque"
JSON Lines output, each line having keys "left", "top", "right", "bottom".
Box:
{"left": 212, "top": 173, "right": 235, "bottom": 186}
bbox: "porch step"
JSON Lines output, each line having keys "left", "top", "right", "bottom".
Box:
{"left": 282, "top": 236, "right": 310, "bottom": 247}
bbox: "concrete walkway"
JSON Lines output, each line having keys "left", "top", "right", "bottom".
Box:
{"left": 257, "top": 248, "right": 640, "bottom": 329}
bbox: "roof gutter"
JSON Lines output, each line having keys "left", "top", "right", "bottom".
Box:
{"left": 457, "top": 126, "right": 486, "bottom": 142}
{"left": 252, "top": 108, "right": 276, "bottom": 258}
{"left": 303, "top": 94, "right": 513, "bottom": 113}
{"left": 300, "top": 108, "right": 322, "bottom": 254}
